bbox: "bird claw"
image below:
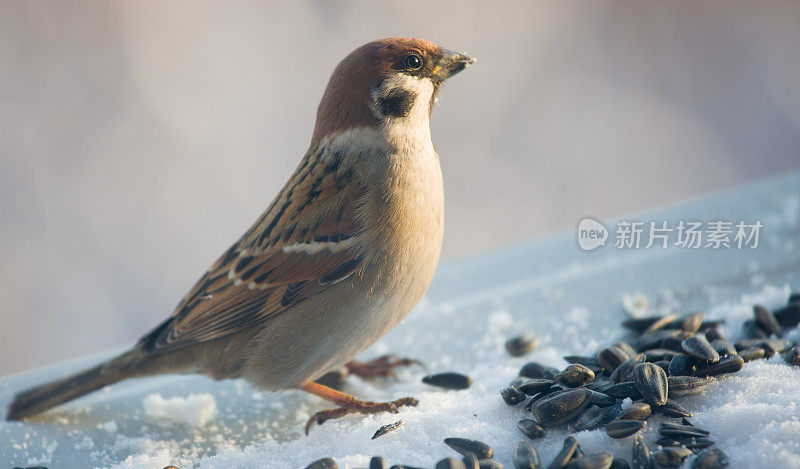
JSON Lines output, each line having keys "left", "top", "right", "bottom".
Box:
{"left": 345, "top": 355, "right": 426, "bottom": 380}
{"left": 304, "top": 396, "right": 418, "bottom": 435}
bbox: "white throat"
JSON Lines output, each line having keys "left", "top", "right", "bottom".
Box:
{"left": 371, "top": 74, "right": 436, "bottom": 154}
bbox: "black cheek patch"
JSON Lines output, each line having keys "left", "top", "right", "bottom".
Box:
{"left": 378, "top": 89, "right": 415, "bottom": 118}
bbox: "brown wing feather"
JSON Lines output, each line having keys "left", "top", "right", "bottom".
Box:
{"left": 139, "top": 149, "right": 366, "bottom": 354}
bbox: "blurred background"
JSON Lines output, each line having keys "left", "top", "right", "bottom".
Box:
{"left": 1, "top": 1, "right": 799, "bottom": 375}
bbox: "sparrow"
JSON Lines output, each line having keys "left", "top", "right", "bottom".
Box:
{"left": 6, "top": 37, "right": 473, "bottom": 433}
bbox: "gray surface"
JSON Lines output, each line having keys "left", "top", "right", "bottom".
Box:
{"left": 1, "top": 170, "right": 798, "bottom": 467}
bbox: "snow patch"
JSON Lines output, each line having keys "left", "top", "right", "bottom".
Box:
{"left": 142, "top": 393, "right": 217, "bottom": 428}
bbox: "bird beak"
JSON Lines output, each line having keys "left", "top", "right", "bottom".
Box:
{"left": 433, "top": 49, "right": 475, "bottom": 81}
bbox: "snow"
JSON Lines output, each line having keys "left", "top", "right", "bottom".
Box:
{"left": 622, "top": 292, "right": 650, "bottom": 318}
{"left": 1, "top": 173, "right": 799, "bottom": 468}
{"left": 98, "top": 421, "right": 118, "bottom": 433}
{"left": 142, "top": 394, "right": 218, "bottom": 428}
{"left": 176, "top": 286, "right": 799, "bottom": 469}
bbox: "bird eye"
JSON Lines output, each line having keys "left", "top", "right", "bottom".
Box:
{"left": 403, "top": 54, "right": 423, "bottom": 71}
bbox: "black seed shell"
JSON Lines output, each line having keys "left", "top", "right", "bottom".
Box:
{"left": 423, "top": 372, "right": 472, "bottom": 390}
{"left": 632, "top": 363, "right": 668, "bottom": 407}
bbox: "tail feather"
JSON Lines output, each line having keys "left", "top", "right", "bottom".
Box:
{"left": 6, "top": 358, "right": 131, "bottom": 421}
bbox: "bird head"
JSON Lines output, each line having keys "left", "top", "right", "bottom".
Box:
{"left": 311, "top": 37, "right": 474, "bottom": 147}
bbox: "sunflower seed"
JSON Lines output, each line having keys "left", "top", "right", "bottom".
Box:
{"left": 602, "top": 381, "right": 642, "bottom": 400}
{"left": 370, "top": 456, "right": 388, "bottom": 469}
{"left": 655, "top": 399, "right": 693, "bottom": 418}
{"left": 444, "top": 438, "right": 493, "bottom": 459}
{"left": 564, "top": 356, "right": 604, "bottom": 373}
{"left": 631, "top": 435, "right": 652, "bottom": 469}
{"left": 644, "top": 314, "right": 678, "bottom": 334}
{"left": 617, "top": 402, "right": 651, "bottom": 420}
{"left": 510, "top": 376, "right": 529, "bottom": 387}
{"left": 691, "top": 448, "right": 729, "bottom": 469}
{"left": 507, "top": 333, "right": 541, "bottom": 357}
{"left": 635, "top": 329, "right": 683, "bottom": 352}
{"left": 692, "top": 354, "right": 743, "bottom": 377}
{"left": 306, "top": 458, "right": 338, "bottom": 469}
{"left": 681, "top": 335, "right": 719, "bottom": 363}
{"left": 644, "top": 349, "right": 677, "bottom": 362}
{"left": 575, "top": 444, "right": 586, "bottom": 461}
{"left": 632, "top": 363, "right": 668, "bottom": 407}
{"left": 502, "top": 387, "right": 528, "bottom": 406}
{"left": 463, "top": 454, "right": 479, "bottom": 469}
{"left": 654, "top": 447, "right": 692, "bottom": 467}
{"left": 671, "top": 312, "right": 704, "bottom": 334}
{"left": 738, "top": 347, "right": 765, "bottom": 362}
{"left": 597, "top": 347, "right": 630, "bottom": 373}
{"left": 526, "top": 386, "right": 561, "bottom": 410}
{"left": 734, "top": 338, "right": 793, "bottom": 357}
{"left": 775, "top": 303, "right": 800, "bottom": 329}
{"left": 609, "top": 458, "right": 631, "bottom": 469}
{"left": 657, "top": 436, "right": 715, "bottom": 450}
{"left": 615, "top": 341, "right": 638, "bottom": 357}
{"left": 518, "top": 418, "right": 547, "bottom": 439}
{"left": 667, "top": 376, "right": 713, "bottom": 398}
{"left": 703, "top": 326, "right": 726, "bottom": 342}
{"left": 423, "top": 373, "right": 472, "bottom": 390}
{"left": 659, "top": 422, "right": 710, "bottom": 437}
{"left": 518, "top": 378, "right": 556, "bottom": 395}
{"left": 565, "top": 453, "right": 613, "bottom": 469}
{"left": 436, "top": 458, "right": 467, "bottom": 469}
{"left": 524, "top": 397, "right": 540, "bottom": 411}
{"left": 762, "top": 338, "right": 794, "bottom": 355}
{"left": 784, "top": 347, "right": 800, "bottom": 366}
{"left": 520, "top": 362, "right": 560, "bottom": 380}
{"left": 532, "top": 388, "right": 591, "bottom": 426}
{"left": 585, "top": 379, "right": 611, "bottom": 391}
{"left": 557, "top": 364, "right": 596, "bottom": 387}
{"left": 659, "top": 336, "right": 686, "bottom": 353}
{"left": 741, "top": 319, "right": 769, "bottom": 340}
{"left": 568, "top": 405, "right": 606, "bottom": 432}
{"left": 513, "top": 440, "right": 541, "bottom": 469}
{"left": 699, "top": 319, "right": 726, "bottom": 330}
{"left": 623, "top": 316, "right": 665, "bottom": 334}
{"left": 372, "top": 420, "right": 404, "bottom": 439}
{"left": 753, "top": 304, "right": 782, "bottom": 337}
{"left": 516, "top": 378, "right": 554, "bottom": 396}
{"left": 710, "top": 339, "right": 736, "bottom": 357}
{"left": 609, "top": 354, "right": 646, "bottom": 384}
{"left": 586, "top": 389, "right": 617, "bottom": 406}
{"left": 668, "top": 353, "right": 696, "bottom": 376}
{"left": 607, "top": 419, "right": 645, "bottom": 439}
{"left": 478, "top": 460, "right": 503, "bottom": 469}
{"left": 601, "top": 402, "right": 623, "bottom": 425}
{"left": 548, "top": 436, "right": 578, "bottom": 469}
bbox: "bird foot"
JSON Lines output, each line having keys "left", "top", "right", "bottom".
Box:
{"left": 345, "top": 355, "right": 426, "bottom": 380}
{"left": 304, "top": 396, "right": 418, "bottom": 435}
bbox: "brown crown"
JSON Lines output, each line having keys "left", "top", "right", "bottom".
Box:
{"left": 310, "top": 37, "right": 444, "bottom": 148}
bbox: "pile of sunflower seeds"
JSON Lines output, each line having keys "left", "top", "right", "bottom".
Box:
{"left": 494, "top": 293, "right": 800, "bottom": 468}
{"left": 302, "top": 293, "right": 799, "bottom": 468}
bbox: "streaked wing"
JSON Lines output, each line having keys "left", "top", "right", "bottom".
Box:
{"left": 139, "top": 149, "right": 366, "bottom": 355}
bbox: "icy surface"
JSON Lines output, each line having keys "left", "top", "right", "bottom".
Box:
{"left": 1, "top": 172, "right": 799, "bottom": 468}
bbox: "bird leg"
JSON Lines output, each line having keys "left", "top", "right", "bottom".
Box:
{"left": 300, "top": 381, "right": 418, "bottom": 434}
{"left": 345, "top": 355, "right": 426, "bottom": 380}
